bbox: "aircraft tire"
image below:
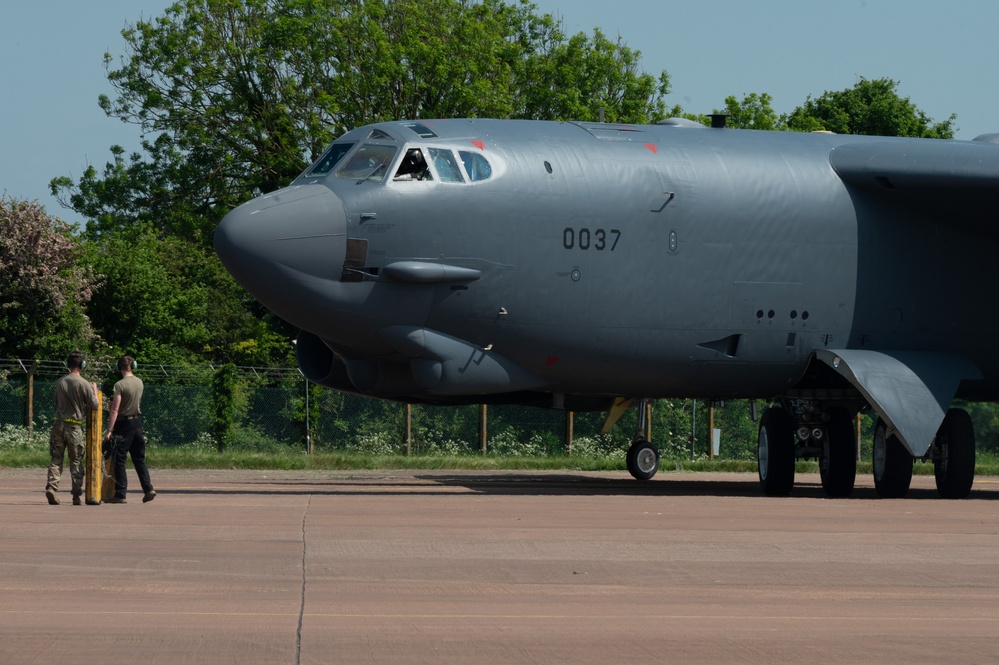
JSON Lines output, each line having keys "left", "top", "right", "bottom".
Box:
{"left": 934, "top": 408, "right": 975, "bottom": 499}
{"left": 626, "top": 439, "right": 660, "bottom": 481}
{"left": 758, "top": 408, "right": 795, "bottom": 497}
{"left": 872, "top": 421, "right": 912, "bottom": 498}
{"left": 819, "top": 407, "right": 857, "bottom": 498}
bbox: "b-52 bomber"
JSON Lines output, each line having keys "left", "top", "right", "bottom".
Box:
{"left": 214, "top": 117, "right": 999, "bottom": 499}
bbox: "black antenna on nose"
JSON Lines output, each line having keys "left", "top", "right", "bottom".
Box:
{"left": 709, "top": 114, "right": 728, "bottom": 129}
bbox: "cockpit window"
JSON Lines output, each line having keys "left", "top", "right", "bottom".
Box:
{"left": 428, "top": 148, "right": 464, "bottom": 183}
{"left": 305, "top": 142, "right": 355, "bottom": 177}
{"left": 336, "top": 144, "right": 398, "bottom": 181}
{"left": 393, "top": 148, "right": 433, "bottom": 181}
{"left": 459, "top": 151, "right": 492, "bottom": 182}
{"left": 367, "top": 128, "right": 394, "bottom": 140}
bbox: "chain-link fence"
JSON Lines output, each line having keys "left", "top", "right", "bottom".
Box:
{"left": 0, "top": 359, "right": 773, "bottom": 459}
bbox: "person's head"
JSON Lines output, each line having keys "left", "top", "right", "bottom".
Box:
{"left": 66, "top": 351, "right": 86, "bottom": 372}
{"left": 117, "top": 355, "right": 137, "bottom": 374}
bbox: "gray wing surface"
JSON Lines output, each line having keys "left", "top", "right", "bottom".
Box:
{"left": 830, "top": 139, "right": 999, "bottom": 237}
{"left": 823, "top": 139, "right": 999, "bottom": 456}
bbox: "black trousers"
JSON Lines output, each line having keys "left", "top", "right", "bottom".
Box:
{"left": 111, "top": 416, "right": 153, "bottom": 499}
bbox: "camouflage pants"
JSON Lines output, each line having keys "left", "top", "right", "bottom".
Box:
{"left": 47, "top": 421, "right": 85, "bottom": 496}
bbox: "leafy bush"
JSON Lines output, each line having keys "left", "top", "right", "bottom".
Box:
{"left": 0, "top": 424, "right": 41, "bottom": 451}
{"left": 346, "top": 431, "right": 399, "bottom": 456}
{"left": 568, "top": 435, "right": 626, "bottom": 461}
{"left": 488, "top": 429, "right": 550, "bottom": 457}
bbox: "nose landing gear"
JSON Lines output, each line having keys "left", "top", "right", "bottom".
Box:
{"left": 626, "top": 399, "right": 660, "bottom": 481}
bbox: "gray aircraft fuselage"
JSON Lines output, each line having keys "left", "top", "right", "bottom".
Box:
{"left": 215, "top": 118, "right": 999, "bottom": 473}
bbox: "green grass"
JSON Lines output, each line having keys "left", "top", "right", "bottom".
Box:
{"left": 5, "top": 421, "right": 999, "bottom": 475}
{"left": 7, "top": 445, "right": 999, "bottom": 475}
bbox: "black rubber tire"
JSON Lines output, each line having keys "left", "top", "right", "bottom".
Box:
{"left": 626, "top": 439, "right": 660, "bottom": 481}
{"left": 820, "top": 407, "right": 857, "bottom": 498}
{"left": 934, "top": 408, "right": 975, "bottom": 499}
{"left": 872, "top": 421, "right": 912, "bottom": 498}
{"left": 758, "top": 407, "right": 795, "bottom": 497}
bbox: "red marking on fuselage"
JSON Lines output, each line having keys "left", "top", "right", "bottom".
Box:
{"left": 472, "top": 139, "right": 485, "bottom": 150}
{"left": 644, "top": 143, "right": 658, "bottom": 154}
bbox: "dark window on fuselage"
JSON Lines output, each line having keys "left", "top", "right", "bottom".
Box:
{"left": 401, "top": 122, "right": 438, "bottom": 138}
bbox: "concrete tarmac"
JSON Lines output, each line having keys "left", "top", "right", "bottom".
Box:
{"left": 2, "top": 467, "right": 998, "bottom": 665}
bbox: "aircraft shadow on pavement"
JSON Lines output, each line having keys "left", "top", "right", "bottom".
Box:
{"left": 415, "top": 474, "right": 999, "bottom": 500}
{"left": 161, "top": 473, "right": 999, "bottom": 500}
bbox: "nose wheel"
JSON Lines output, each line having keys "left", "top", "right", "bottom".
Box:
{"left": 627, "top": 438, "right": 660, "bottom": 480}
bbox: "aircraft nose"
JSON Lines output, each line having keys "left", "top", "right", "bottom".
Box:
{"left": 214, "top": 185, "right": 347, "bottom": 321}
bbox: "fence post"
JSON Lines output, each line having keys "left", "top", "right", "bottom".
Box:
{"left": 708, "top": 401, "right": 716, "bottom": 459}
{"left": 405, "top": 404, "right": 412, "bottom": 456}
{"left": 304, "top": 376, "right": 312, "bottom": 455}
{"left": 856, "top": 412, "right": 862, "bottom": 461}
{"left": 690, "top": 399, "right": 697, "bottom": 461}
{"left": 479, "top": 404, "right": 487, "bottom": 456}
{"left": 26, "top": 360, "right": 39, "bottom": 440}
{"left": 565, "top": 411, "right": 574, "bottom": 455}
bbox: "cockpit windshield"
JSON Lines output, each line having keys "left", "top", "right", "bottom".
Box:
{"left": 336, "top": 144, "right": 398, "bottom": 182}
{"left": 304, "top": 142, "right": 355, "bottom": 178}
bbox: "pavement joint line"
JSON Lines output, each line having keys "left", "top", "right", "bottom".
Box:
{"left": 2, "top": 609, "right": 997, "bottom": 622}
{"left": 295, "top": 494, "right": 311, "bottom": 665}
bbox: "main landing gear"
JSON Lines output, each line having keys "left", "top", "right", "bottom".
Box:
{"left": 933, "top": 408, "right": 976, "bottom": 499}
{"left": 757, "top": 403, "right": 857, "bottom": 498}
{"left": 757, "top": 407, "right": 794, "bottom": 496}
{"left": 872, "top": 408, "right": 976, "bottom": 499}
{"left": 758, "top": 403, "right": 976, "bottom": 499}
{"left": 872, "top": 420, "right": 911, "bottom": 498}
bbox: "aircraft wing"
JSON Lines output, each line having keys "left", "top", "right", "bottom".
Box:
{"left": 830, "top": 139, "right": 999, "bottom": 238}
{"left": 815, "top": 349, "right": 981, "bottom": 456}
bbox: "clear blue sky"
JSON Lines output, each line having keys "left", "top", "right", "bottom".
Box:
{"left": 3, "top": 0, "right": 997, "bottom": 225}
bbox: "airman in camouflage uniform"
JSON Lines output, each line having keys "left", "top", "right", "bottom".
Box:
{"left": 45, "top": 351, "right": 99, "bottom": 505}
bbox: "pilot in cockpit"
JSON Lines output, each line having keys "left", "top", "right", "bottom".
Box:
{"left": 394, "top": 148, "right": 432, "bottom": 181}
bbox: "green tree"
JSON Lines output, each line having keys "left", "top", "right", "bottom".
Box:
{"left": 53, "top": 0, "right": 676, "bottom": 248}
{"left": 0, "top": 196, "right": 98, "bottom": 358}
{"left": 514, "top": 26, "right": 677, "bottom": 123}
{"left": 211, "top": 362, "right": 240, "bottom": 451}
{"left": 81, "top": 228, "right": 294, "bottom": 366}
{"left": 713, "top": 92, "right": 784, "bottom": 131}
{"left": 785, "top": 77, "right": 956, "bottom": 137}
